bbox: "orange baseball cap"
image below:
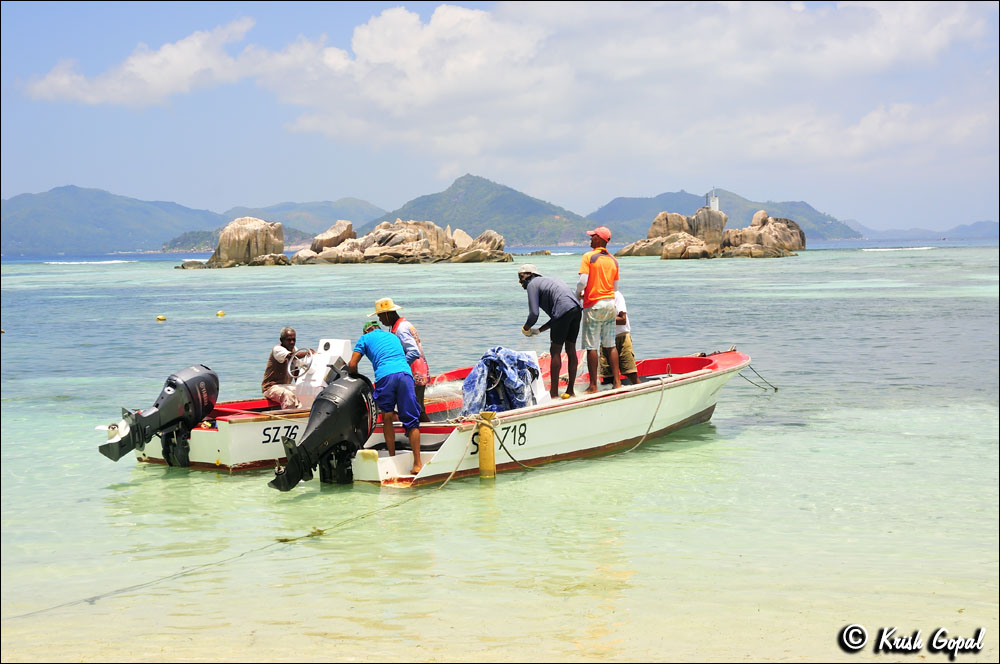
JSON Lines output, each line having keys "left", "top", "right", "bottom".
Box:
{"left": 586, "top": 226, "right": 611, "bottom": 241}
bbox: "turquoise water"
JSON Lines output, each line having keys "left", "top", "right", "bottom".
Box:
{"left": 2, "top": 245, "right": 998, "bottom": 662}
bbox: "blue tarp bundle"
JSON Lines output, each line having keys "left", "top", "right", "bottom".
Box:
{"left": 461, "top": 346, "right": 540, "bottom": 416}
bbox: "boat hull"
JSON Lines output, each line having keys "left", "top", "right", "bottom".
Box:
{"left": 128, "top": 350, "right": 750, "bottom": 486}
{"left": 384, "top": 356, "right": 745, "bottom": 487}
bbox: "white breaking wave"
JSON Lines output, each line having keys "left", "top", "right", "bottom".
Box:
{"left": 861, "top": 247, "right": 935, "bottom": 252}
{"left": 43, "top": 260, "right": 137, "bottom": 265}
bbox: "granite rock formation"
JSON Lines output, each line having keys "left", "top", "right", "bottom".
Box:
{"left": 309, "top": 220, "right": 356, "bottom": 253}
{"left": 720, "top": 210, "right": 806, "bottom": 257}
{"left": 451, "top": 230, "right": 512, "bottom": 263}
{"left": 203, "top": 217, "right": 284, "bottom": 267}
{"left": 617, "top": 206, "right": 804, "bottom": 259}
{"left": 291, "top": 219, "right": 510, "bottom": 265}
{"left": 617, "top": 208, "right": 728, "bottom": 258}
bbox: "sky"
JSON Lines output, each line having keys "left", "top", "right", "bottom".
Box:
{"left": 1, "top": 1, "right": 997, "bottom": 231}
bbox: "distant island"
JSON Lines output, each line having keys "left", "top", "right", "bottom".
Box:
{"left": 841, "top": 218, "right": 999, "bottom": 241}
{"left": 2, "top": 176, "right": 996, "bottom": 256}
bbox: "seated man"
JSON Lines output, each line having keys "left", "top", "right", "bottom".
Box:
{"left": 261, "top": 327, "right": 312, "bottom": 409}
{"left": 599, "top": 290, "right": 640, "bottom": 385}
{"left": 348, "top": 320, "right": 423, "bottom": 474}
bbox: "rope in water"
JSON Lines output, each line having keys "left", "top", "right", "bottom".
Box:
{"left": 19, "top": 366, "right": 766, "bottom": 620}
{"left": 738, "top": 365, "right": 778, "bottom": 392}
{"left": 623, "top": 376, "right": 668, "bottom": 454}
{"left": 5, "top": 438, "right": 474, "bottom": 621}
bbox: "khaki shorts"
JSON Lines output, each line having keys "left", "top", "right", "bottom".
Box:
{"left": 599, "top": 332, "right": 638, "bottom": 377}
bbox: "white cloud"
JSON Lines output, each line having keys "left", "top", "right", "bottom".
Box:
{"left": 27, "top": 18, "right": 255, "bottom": 105}
{"left": 22, "top": 2, "right": 998, "bottom": 212}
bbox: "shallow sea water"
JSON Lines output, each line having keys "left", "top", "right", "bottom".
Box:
{"left": 1, "top": 245, "right": 998, "bottom": 662}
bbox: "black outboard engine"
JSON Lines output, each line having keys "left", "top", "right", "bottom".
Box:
{"left": 98, "top": 365, "right": 219, "bottom": 467}
{"left": 269, "top": 367, "right": 376, "bottom": 491}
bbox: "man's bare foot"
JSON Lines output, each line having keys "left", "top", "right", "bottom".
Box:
{"left": 584, "top": 386, "right": 599, "bottom": 394}
{"left": 411, "top": 464, "right": 423, "bottom": 475}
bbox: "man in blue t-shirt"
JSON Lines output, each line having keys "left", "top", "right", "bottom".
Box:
{"left": 348, "top": 320, "right": 422, "bottom": 474}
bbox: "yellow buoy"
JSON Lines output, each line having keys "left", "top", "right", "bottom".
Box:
{"left": 156, "top": 315, "right": 166, "bottom": 322}
{"left": 216, "top": 310, "right": 225, "bottom": 317}
{"left": 477, "top": 412, "right": 496, "bottom": 479}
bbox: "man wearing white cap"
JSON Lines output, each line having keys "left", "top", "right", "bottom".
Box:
{"left": 577, "top": 226, "right": 621, "bottom": 392}
{"left": 518, "top": 264, "right": 582, "bottom": 399}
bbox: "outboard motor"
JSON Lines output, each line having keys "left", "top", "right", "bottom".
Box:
{"left": 98, "top": 365, "right": 219, "bottom": 467}
{"left": 268, "top": 367, "right": 376, "bottom": 492}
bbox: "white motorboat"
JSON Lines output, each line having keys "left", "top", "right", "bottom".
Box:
{"left": 97, "top": 338, "right": 749, "bottom": 489}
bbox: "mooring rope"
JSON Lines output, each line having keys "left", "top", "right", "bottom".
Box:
{"left": 738, "top": 365, "right": 778, "bottom": 392}
{"left": 623, "top": 376, "right": 668, "bottom": 454}
{"left": 13, "top": 365, "right": 769, "bottom": 621}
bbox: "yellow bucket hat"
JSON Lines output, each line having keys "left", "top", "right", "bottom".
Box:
{"left": 368, "top": 297, "right": 403, "bottom": 317}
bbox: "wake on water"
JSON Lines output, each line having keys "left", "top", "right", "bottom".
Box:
{"left": 42, "top": 260, "right": 138, "bottom": 265}
{"left": 861, "top": 247, "right": 935, "bottom": 252}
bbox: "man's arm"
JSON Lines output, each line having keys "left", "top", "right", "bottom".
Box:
{"left": 575, "top": 273, "right": 588, "bottom": 300}
{"left": 396, "top": 327, "right": 421, "bottom": 365}
{"left": 615, "top": 310, "right": 627, "bottom": 326}
{"left": 347, "top": 351, "right": 363, "bottom": 375}
{"left": 523, "top": 282, "right": 541, "bottom": 330}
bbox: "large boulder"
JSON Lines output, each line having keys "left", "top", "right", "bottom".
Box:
{"left": 660, "top": 232, "right": 714, "bottom": 259}
{"left": 616, "top": 237, "right": 666, "bottom": 257}
{"left": 206, "top": 217, "right": 284, "bottom": 266}
{"left": 248, "top": 253, "right": 291, "bottom": 266}
{"left": 310, "top": 220, "right": 356, "bottom": 253}
{"left": 647, "top": 212, "right": 691, "bottom": 238}
{"left": 721, "top": 210, "right": 805, "bottom": 257}
{"left": 689, "top": 208, "right": 727, "bottom": 250}
{"left": 618, "top": 207, "right": 728, "bottom": 259}
{"left": 451, "top": 230, "right": 512, "bottom": 263}
{"left": 347, "top": 219, "right": 456, "bottom": 263}
{"left": 317, "top": 246, "right": 364, "bottom": 263}
{"left": 291, "top": 249, "right": 319, "bottom": 264}
{"left": 451, "top": 228, "right": 475, "bottom": 250}
{"left": 313, "top": 219, "right": 511, "bottom": 264}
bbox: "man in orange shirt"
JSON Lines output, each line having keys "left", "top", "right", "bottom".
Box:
{"left": 576, "top": 226, "right": 621, "bottom": 393}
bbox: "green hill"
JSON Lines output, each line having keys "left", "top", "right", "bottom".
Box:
{"left": 1, "top": 186, "right": 225, "bottom": 255}
{"left": 715, "top": 190, "right": 859, "bottom": 240}
{"left": 223, "top": 199, "right": 386, "bottom": 235}
{"left": 588, "top": 191, "right": 705, "bottom": 240}
{"left": 361, "top": 174, "right": 595, "bottom": 245}
{"left": 589, "top": 189, "right": 860, "bottom": 241}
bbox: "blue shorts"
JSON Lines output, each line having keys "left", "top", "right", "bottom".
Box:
{"left": 373, "top": 372, "right": 421, "bottom": 431}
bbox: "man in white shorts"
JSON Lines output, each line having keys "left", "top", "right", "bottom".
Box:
{"left": 576, "top": 226, "right": 621, "bottom": 393}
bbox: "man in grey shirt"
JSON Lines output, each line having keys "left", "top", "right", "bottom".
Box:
{"left": 518, "top": 264, "right": 582, "bottom": 399}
